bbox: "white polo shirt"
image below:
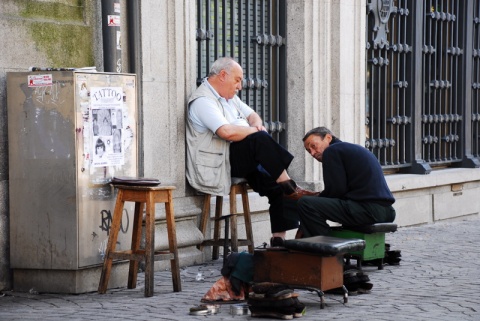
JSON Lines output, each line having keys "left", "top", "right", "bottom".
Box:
{"left": 189, "top": 79, "right": 254, "bottom": 134}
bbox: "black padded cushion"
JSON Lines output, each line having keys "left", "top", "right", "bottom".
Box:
{"left": 283, "top": 236, "right": 365, "bottom": 256}
{"left": 340, "top": 223, "right": 398, "bottom": 234}
{"left": 111, "top": 176, "right": 161, "bottom": 186}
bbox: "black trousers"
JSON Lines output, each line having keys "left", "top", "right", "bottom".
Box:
{"left": 297, "top": 196, "right": 396, "bottom": 237}
{"left": 229, "top": 131, "right": 299, "bottom": 233}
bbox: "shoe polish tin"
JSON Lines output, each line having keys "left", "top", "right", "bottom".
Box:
{"left": 189, "top": 304, "right": 219, "bottom": 316}
{"left": 205, "top": 305, "right": 220, "bottom": 315}
{"left": 230, "top": 303, "right": 250, "bottom": 315}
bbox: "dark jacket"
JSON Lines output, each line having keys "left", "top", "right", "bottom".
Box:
{"left": 320, "top": 139, "right": 395, "bottom": 206}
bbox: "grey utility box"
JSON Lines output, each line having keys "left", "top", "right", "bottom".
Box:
{"left": 7, "top": 71, "right": 138, "bottom": 293}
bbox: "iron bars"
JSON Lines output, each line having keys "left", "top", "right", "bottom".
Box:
{"left": 196, "top": 0, "right": 287, "bottom": 144}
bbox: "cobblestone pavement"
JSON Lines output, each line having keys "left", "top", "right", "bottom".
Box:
{"left": 1, "top": 217, "right": 479, "bottom": 321}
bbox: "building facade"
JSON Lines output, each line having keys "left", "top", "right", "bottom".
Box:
{"left": 0, "top": 0, "right": 479, "bottom": 291}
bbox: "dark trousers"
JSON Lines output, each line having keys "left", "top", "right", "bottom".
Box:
{"left": 230, "top": 131, "right": 299, "bottom": 233}
{"left": 297, "top": 196, "right": 396, "bottom": 237}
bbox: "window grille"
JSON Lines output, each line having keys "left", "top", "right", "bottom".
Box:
{"left": 196, "top": 0, "right": 287, "bottom": 144}
{"left": 366, "top": 0, "right": 414, "bottom": 171}
{"left": 422, "top": 0, "right": 465, "bottom": 167}
{"left": 472, "top": 1, "right": 480, "bottom": 158}
{"left": 366, "top": 0, "right": 479, "bottom": 173}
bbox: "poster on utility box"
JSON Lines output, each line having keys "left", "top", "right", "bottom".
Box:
{"left": 89, "top": 87, "right": 125, "bottom": 167}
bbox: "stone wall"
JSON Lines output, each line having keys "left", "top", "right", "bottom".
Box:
{"left": 0, "top": 0, "right": 100, "bottom": 291}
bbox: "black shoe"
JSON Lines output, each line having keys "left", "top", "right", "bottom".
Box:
{"left": 248, "top": 297, "right": 295, "bottom": 308}
{"left": 294, "top": 228, "right": 304, "bottom": 239}
{"left": 252, "top": 282, "right": 284, "bottom": 294}
{"left": 270, "top": 237, "right": 285, "bottom": 247}
{"left": 265, "top": 288, "right": 294, "bottom": 299}
{"left": 292, "top": 297, "right": 306, "bottom": 318}
{"left": 249, "top": 306, "right": 295, "bottom": 320}
{"left": 355, "top": 271, "right": 371, "bottom": 283}
{"left": 277, "top": 179, "right": 298, "bottom": 194}
{"left": 278, "top": 179, "right": 319, "bottom": 200}
{"left": 283, "top": 186, "right": 319, "bottom": 201}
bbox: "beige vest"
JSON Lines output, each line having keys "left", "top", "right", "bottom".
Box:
{"left": 186, "top": 83, "right": 232, "bottom": 196}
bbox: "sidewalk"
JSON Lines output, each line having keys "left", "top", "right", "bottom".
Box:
{"left": 1, "top": 217, "right": 479, "bottom": 321}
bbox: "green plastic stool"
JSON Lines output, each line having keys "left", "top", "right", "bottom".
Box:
{"left": 331, "top": 223, "right": 397, "bottom": 270}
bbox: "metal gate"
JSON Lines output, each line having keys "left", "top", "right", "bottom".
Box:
{"left": 366, "top": 0, "right": 480, "bottom": 173}
{"left": 473, "top": 1, "right": 480, "bottom": 158}
{"left": 422, "top": 0, "right": 465, "bottom": 167}
{"left": 196, "top": 0, "right": 287, "bottom": 144}
{"left": 366, "top": 0, "right": 414, "bottom": 172}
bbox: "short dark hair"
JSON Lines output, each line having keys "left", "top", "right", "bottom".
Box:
{"left": 302, "top": 126, "right": 336, "bottom": 142}
{"left": 95, "top": 138, "right": 106, "bottom": 153}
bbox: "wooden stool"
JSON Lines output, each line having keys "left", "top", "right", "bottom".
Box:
{"left": 199, "top": 178, "right": 254, "bottom": 260}
{"left": 98, "top": 184, "right": 181, "bottom": 297}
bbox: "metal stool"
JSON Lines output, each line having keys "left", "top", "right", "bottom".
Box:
{"left": 98, "top": 184, "right": 181, "bottom": 297}
{"left": 199, "top": 177, "right": 254, "bottom": 260}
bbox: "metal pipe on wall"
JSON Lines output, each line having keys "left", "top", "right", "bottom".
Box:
{"left": 127, "top": 0, "right": 140, "bottom": 74}
{"left": 101, "top": 0, "right": 122, "bottom": 73}
{"left": 125, "top": 0, "right": 144, "bottom": 175}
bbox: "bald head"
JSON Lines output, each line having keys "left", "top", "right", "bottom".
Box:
{"left": 207, "top": 57, "right": 244, "bottom": 100}
{"left": 208, "top": 57, "right": 240, "bottom": 77}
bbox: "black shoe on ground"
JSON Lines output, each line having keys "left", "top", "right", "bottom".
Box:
{"left": 270, "top": 237, "right": 285, "bottom": 247}
{"left": 249, "top": 306, "right": 295, "bottom": 320}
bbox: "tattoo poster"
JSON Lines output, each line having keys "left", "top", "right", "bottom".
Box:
{"left": 90, "top": 87, "right": 125, "bottom": 167}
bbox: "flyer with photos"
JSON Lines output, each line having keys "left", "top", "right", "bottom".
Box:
{"left": 90, "top": 87, "right": 125, "bottom": 167}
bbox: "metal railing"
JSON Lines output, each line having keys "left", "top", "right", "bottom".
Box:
{"left": 366, "top": 0, "right": 480, "bottom": 173}
{"left": 366, "top": 0, "right": 413, "bottom": 171}
{"left": 422, "top": 0, "right": 464, "bottom": 166}
{"left": 196, "top": 0, "right": 287, "bottom": 144}
{"left": 473, "top": 1, "right": 480, "bottom": 158}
